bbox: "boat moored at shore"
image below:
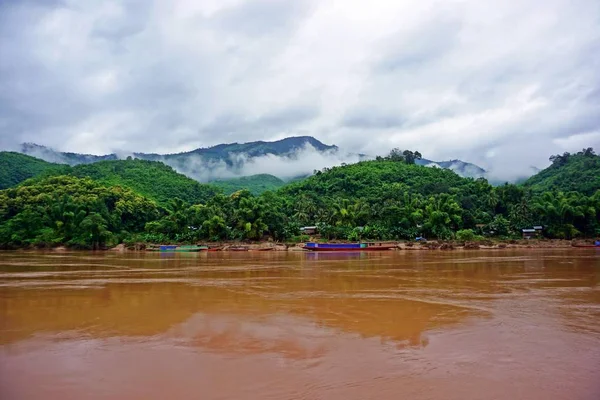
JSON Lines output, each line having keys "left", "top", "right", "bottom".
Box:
{"left": 301, "top": 242, "right": 397, "bottom": 252}
{"left": 147, "top": 245, "right": 208, "bottom": 252}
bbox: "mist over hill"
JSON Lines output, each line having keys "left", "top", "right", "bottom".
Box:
{"left": 19, "top": 136, "right": 496, "bottom": 183}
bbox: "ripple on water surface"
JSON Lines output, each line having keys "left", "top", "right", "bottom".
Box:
{"left": 0, "top": 250, "right": 599, "bottom": 400}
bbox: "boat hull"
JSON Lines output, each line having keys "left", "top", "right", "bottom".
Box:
{"left": 301, "top": 245, "right": 396, "bottom": 252}
{"left": 148, "top": 245, "right": 208, "bottom": 252}
{"left": 228, "top": 247, "right": 249, "bottom": 251}
{"left": 166, "top": 248, "right": 206, "bottom": 252}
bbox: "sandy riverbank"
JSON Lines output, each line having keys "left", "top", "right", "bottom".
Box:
{"left": 100, "top": 239, "right": 599, "bottom": 252}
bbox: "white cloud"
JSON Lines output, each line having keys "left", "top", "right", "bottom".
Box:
{"left": 553, "top": 131, "right": 600, "bottom": 150}
{"left": 0, "top": 0, "right": 599, "bottom": 175}
{"left": 166, "top": 143, "right": 364, "bottom": 182}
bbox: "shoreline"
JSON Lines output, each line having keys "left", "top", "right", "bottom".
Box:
{"left": 2, "top": 239, "right": 598, "bottom": 252}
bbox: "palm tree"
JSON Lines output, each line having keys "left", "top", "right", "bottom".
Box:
{"left": 533, "top": 192, "right": 584, "bottom": 239}
{"left": 486, "top": 190, "right": 499, "bottom": 213}
{"left": 331, "top": 199, "right": 355, "bottom": 227}
{"left": 424, "top": 194, "right": 462, "bottom": 239}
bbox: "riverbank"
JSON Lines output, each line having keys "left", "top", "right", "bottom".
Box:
{"left": 3, "top": 239, "right": 597, "bottom": 252}
{"left": 104, "top": 239, "right": 596, "bottom": 252}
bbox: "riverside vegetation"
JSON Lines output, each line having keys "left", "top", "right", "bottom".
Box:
{"left": 0, "top": 148, "right": 599, "bottom": 249}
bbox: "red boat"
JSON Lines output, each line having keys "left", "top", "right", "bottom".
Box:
{"left": 301, "top": 242, "right": 397, "bottom": 252}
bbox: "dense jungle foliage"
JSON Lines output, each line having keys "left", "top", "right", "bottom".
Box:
{"left": 0, "top": 176, "right": 159, "bottom": 249}
{"left": 0, "top": 149, "right": 598, "bottom": 249}
{"left": 31, "top": 159, "right": 221, "bottom": 206}
{"left": 1, "top": 154, "right": 221, "bottom": 205}
{"left": 211, "top": 174, "right": 286, "bottom": 195}
{"left": 0, "top": 152, "right": 62, "bottom": 189}
{"left": 523, "top": 148, "right": 600, "bottom": 196}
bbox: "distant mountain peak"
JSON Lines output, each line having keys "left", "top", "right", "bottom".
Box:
{"left": 15, "top": 137, "right": 494, "bottom": 182}
{"left": 416, "top": 158, "right": 486, "bottom": 179}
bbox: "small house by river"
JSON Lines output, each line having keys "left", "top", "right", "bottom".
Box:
{"left": 522, "top": 226, "right": 543, "bottom": 239}
{"left": 300, "top": 226, "right": 318, "bottom": 235}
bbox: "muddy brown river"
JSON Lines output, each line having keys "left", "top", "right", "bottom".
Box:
{"left": 0, "top": 250, "right": 599, "bottom": 399}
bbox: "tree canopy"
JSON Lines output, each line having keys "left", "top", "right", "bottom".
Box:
{"left": 523, "top": 149, "right": 600, "bottom": 195}
{"left": 0, "top": 176, "right": 159, "bottom": 249}
{"left": 211, "top": 174, "right": 286, "bottom": 195}
{"left": 35, "top": 159, "right": 222, "bottom": 206}
{"left": 0, "top": 152, "right": 64, "bottom": 189}
{"left": 0, "top": 148, "right": 599, "bottom": 248}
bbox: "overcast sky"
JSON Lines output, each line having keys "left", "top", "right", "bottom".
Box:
{"left": 1, "top": 0, "right": 599, "bottom": 175}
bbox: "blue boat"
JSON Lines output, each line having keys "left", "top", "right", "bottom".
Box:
{"left": 301, "top": 242, "right": 396, "bottom": 252}
{"left": 147, "top": 245, "right": 208, "bottom": 252}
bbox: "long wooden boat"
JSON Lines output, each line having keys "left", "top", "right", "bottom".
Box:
{"left": 250, "top": 247, "right": 274, "bottom": 252}
{"left": 571, "top": 244, "right": 600, "bottom": 248}
{"left": 148, "top": 245, "right": 208, "bottom": 252}
{"left": 227, "top": 245, "right": 250, "bottom": 252}
{"left": 301, "top": 242, "right": 396, "bottom": 252}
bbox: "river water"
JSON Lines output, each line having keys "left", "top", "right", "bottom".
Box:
{"left": 0, "top": 250, "right": 599, "bottom": 399}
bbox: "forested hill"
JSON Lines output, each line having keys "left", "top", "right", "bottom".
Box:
{"left": 0, "top": 175, "right": 159, "bottom": 249}
{"left": 1, "top": 149, "right": 599, "bottom": 249}
{"left": 37, "top": 159, "right": 221, "bottom": 206}
{"left": 280, "top": 160, "right": 481, "bottom": 200}
{"left": 523, "top": 149, "right": 600, "bottom": 195}
{"left": 211, "top": 174, "right": 286, "bottom": 195}
{"left": 17, "top": 137, "right": 494, "bottom": 182}
{"left": 18, "top": 137, "right": 341, "bottom": 183}
{"left": 0, "top": 152, "right": 64, "bottom": 189}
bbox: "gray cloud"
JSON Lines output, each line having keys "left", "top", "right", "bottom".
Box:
{"left": 201, "top": 105, "right": 320, "bottom": 137}
{"left": 375, "top": 11, "right": 462, "bottom": 72}
{"left": 341, "top": 111, "right": 405, "bottom": 130}
{"left": 0, "top": 0, "right": 599, "bottom": 176}
{"left": 208, "top": 0, "right": 313, "bottom": 37}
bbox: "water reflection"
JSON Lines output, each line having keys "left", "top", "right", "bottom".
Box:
{"left": 0, "top": 250, "right": 599, "bottom": 400}
{"left": 0, "top": 251, "right": 489, "bottom": 346}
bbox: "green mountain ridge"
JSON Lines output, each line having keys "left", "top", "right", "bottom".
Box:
{"left": 281, "top": 160, "right": 479, "bottom": 200}
{"left": 20, "top": 136, "right": 337, "bottom": 166}
{"left": 522, "top": 150, "right": 600, "bottom": 196}
{"left": 30, "top": 159, "right": 221, "bottom": 207}
{"left": 17, "top": 137, "right": 493, "bottom": 182}
{"left": 19, "top": 137, "right": 342, "bottom": 183}
{"left": 0, "top": 150, "right": 294, "bottom": 197}
{"left": 0, "top": 147, "right": 599, "bottom": 249}
{"left": 0, "top": 152, "right": 65, "bottom": 190}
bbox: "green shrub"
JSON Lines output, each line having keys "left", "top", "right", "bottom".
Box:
{"left": 289, "top": 234, "right": 311, "bottom": 243}
{"left": 456, "top": 229, "right": 476, "bottom": 241}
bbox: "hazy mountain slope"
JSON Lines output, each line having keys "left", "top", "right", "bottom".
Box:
{"left": 163, "top": 136, "right": 337, "bottom": 160}
{"left": 18, "top": 137, "right": 342, "bottom": 182}
{"left": 416, "top": 158, "right": 486, "bottom": 179}
{"left": 522, "top": 151, "right": 600, "bottom": 195}
{"left": 39, "top": 159, "right": 222, "bottom": 206}
{"left": 17, "top": 137, "right": 493, "bottom": 182}
{"left": 20, "top": 143, "right": 118, "bottom": 165}
{"left": 20, "top": 136, "right": 337, "bottom": 165}
{"left": 0, "top": 151, "right": 66, "bottom": 189}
